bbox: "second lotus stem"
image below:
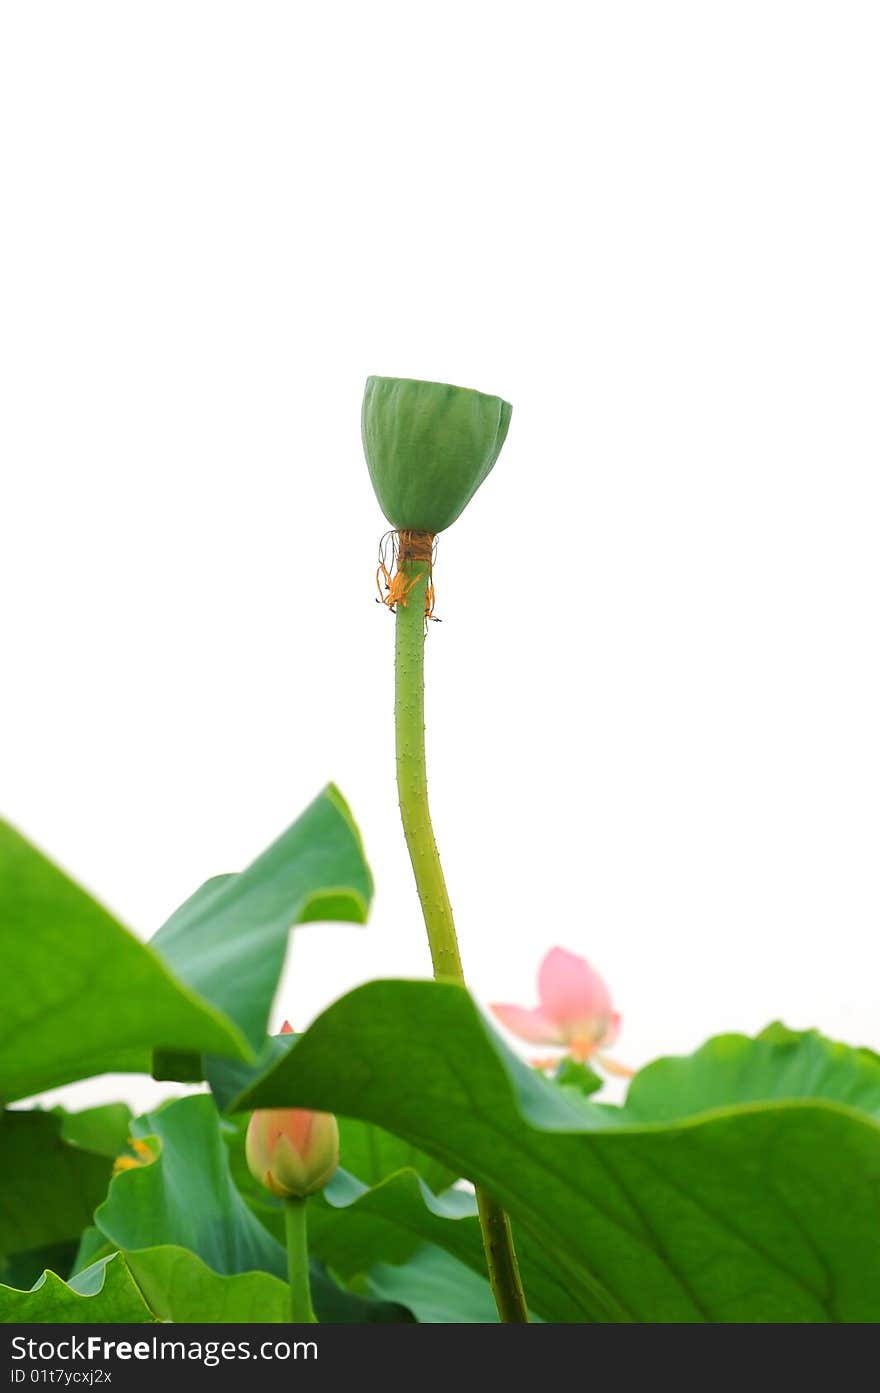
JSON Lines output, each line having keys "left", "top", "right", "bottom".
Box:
{"left": 283, "top": 1196, "right": 317, "bottom": 1323}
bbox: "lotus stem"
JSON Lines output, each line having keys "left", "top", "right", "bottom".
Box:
{"left": 394, "top": 553, "right": 529, "bottom": 1324}
{"left": 283, "top": 1197, "right": 317, "bottom": 1323}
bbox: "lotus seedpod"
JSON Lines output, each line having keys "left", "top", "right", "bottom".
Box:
{"left": 361, "top": 375, "right": 512, "bottom": 534}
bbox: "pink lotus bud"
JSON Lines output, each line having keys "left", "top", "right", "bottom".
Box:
{"left": 246, "top": 1106, "right": 340, "bottom": 1199}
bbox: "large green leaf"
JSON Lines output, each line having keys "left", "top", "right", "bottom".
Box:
{"left": 124, "top": 1246, "right": 290, "bottom": 1322}
{"left": 310, "top": 1168, "right": 580, "bottom": 1320}
{"left": 0, "top": 1243, "right": 404, "bottom": 1324}
{"left": 310, "top": 1169, "right": 472, "bottom": 1278}
{"left": 0, "top": 822, "right": 245, "bottom": 1102}
{"left": 620, "top": 1024, "right": 880, "bottom": 1123}
{"left": 0, "top": 1111, "right": 112, "bottom": 1260}
{"left": 0, "top": 787, "right": 373, "bottom": 1102}
{"left": 237, "top": 980, "right": 880, "bottom": 1323}
{"left": 0, "top": 1247, "right": 289, "bottom": 1324}
{"left": 122, "top": 1245, "right": 410, "bottom": 1324}
{"left": 151, "top": 785, "right": 372, "bottom": 1054}
{"left": 59, "top": 1104, "right": 133, "bottom": 1158}
{"left": 336, "top": 1117, "right": 455, "bottom": 1193}
{"left": 0, "top": 1104, "right": 131, "bottom": 1284}
{"left": 0, "top": 1253, "right": 154, "bottom": 1323}
{"left": 365, "top": 1245, "right": 500, "bottom": 1323}
{"left": 309, "top": 1262, "right": 413, "bottom": 1324}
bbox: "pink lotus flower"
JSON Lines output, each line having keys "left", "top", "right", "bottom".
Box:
{"left": 491, "top": 947, "right": 629, "bottom": 1073}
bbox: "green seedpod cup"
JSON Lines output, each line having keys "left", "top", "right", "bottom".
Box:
{"left": 362, "top": 376, "right": 512, "bottom": 533}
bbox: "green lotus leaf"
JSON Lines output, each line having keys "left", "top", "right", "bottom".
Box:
{"left": 364, "top": 1244, "right": 501, "bottom": 1323}
{"left": 0, "top": 1253, "right": 154, "bottom": 1323}
{"left": 0, "top": 785, "right": 372, "bottom": 1100}
{"left": 0, "top": 1111, "right": 113, "bottom": 1261}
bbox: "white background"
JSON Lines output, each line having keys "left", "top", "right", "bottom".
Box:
{"left": 2, "top": 2, "right": 878, "bottom": 1114}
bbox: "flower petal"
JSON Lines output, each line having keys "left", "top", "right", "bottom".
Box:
{"left": 601, "top": 1010, "right": 622, "bottom": 1049}
{"left": 595, "top": 1050, "right": 634, "bottom": 1078}
{"left": 537, "top": 947, "right": 613, "bottom": 1035}
{"left": 490, "top": 1003, "right": 566, "bottom": 1045}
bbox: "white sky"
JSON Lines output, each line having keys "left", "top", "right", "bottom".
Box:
{"left": 2, "top": 2, "right": 878, "bottom": 1116}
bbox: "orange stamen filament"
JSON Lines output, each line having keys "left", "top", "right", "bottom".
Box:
{"left": 375, "top": 530, "right": 440, "bottom": 623}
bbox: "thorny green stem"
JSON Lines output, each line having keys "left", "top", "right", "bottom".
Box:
{"left": 394, "top": 557, "right": 529, "bottom": 1324}
{"left": 476, "top": 1187, "right": 530, "bottom": 1324}
{"left": 394, "top": 559, "right": 463, "bottom": 981}
{"left": 283, "top": 1197, "right": 317, "bottom": 1323}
